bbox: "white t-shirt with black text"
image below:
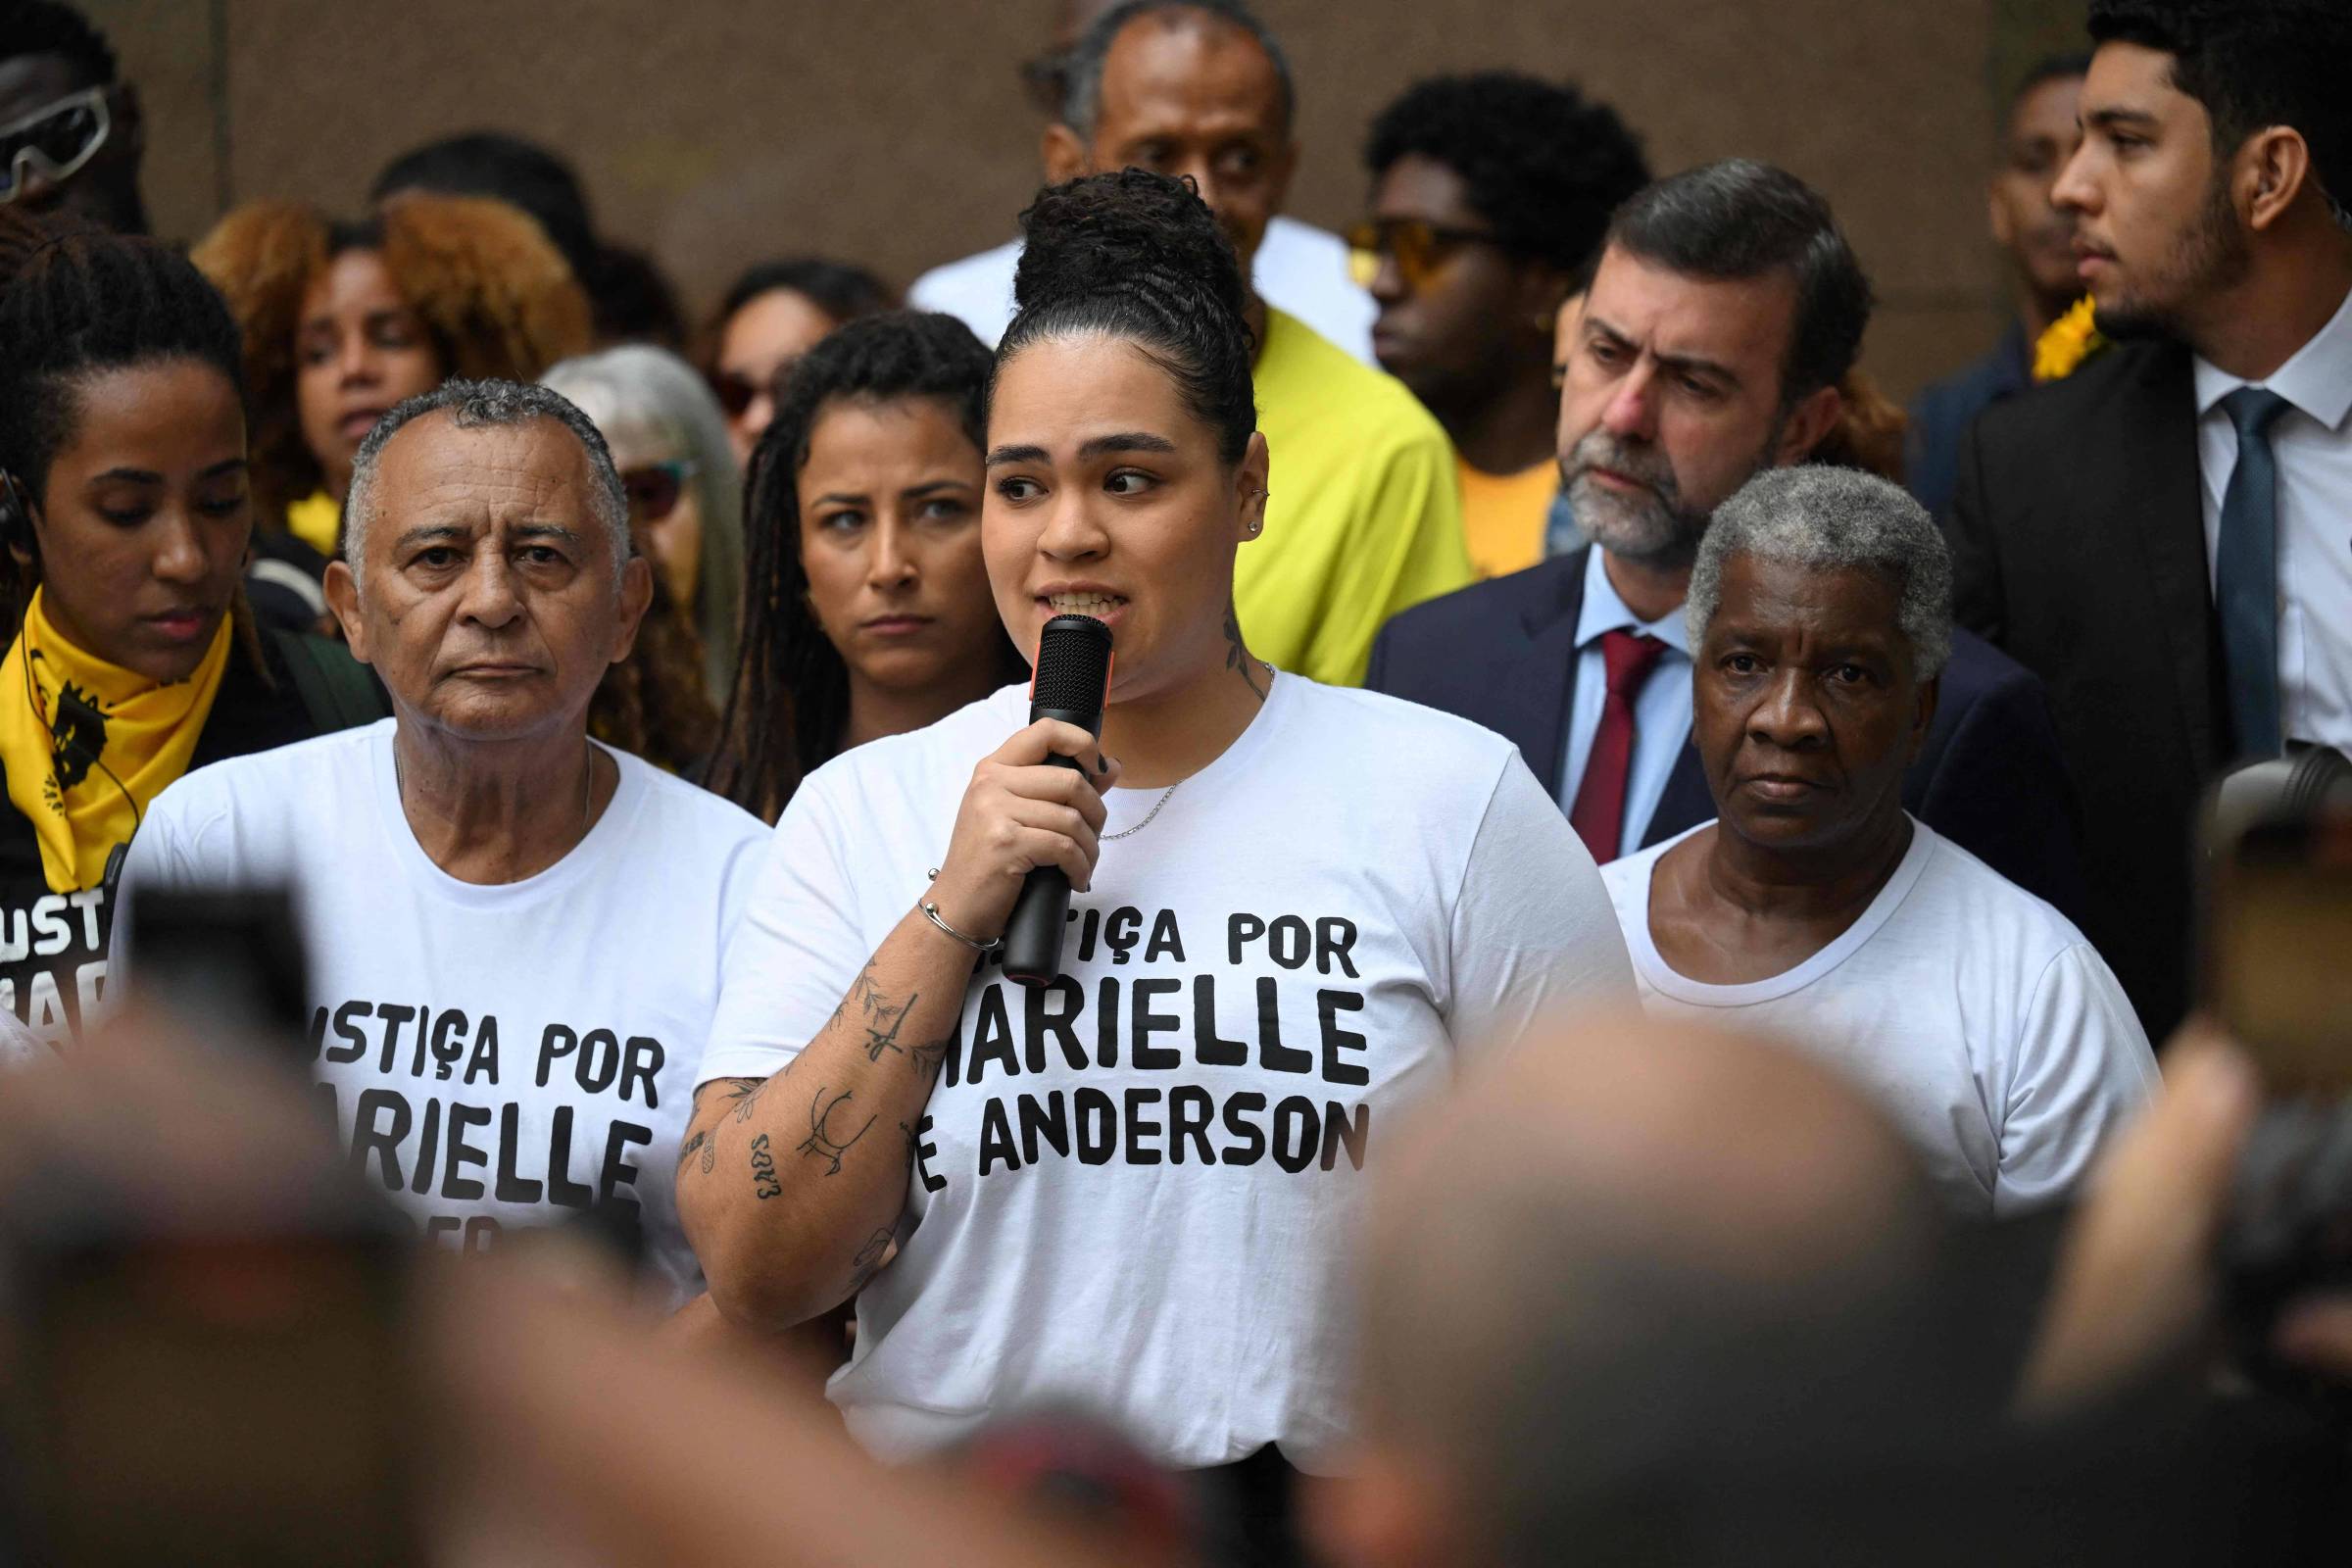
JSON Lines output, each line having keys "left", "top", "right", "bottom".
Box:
{"left": 113, "top": 720, "right": 769, "bottom": 1298}
{"left": 699, "top": 676, "right": 1633, "bottom": 1471}
{"left": 1601, "top": 817, "right": 2158, "bottom": 1218}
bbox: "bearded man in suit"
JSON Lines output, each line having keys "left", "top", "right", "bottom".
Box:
{"left": 1949, "top": 0, "right": 2352, "bottom": 1039}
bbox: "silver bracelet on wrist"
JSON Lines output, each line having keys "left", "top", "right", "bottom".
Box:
{"left": 919, "top": 869, "right": 1002, "bottom": 954}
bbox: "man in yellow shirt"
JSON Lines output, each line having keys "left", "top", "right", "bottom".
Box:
{"left": 1043, "top": 0, "right": 1470, "bottom": 685}
{"left": 1352, "top": 74, "right": 1648, "bottom": 579}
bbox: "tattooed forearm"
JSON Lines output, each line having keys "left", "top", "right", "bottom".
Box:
{"left": 1224, "top": 602, "right": 1267, "bottom": 703}
{"left": 677, "top": 1127, "right": 716, "bottom": 1177}
{"left": 847, "top": 1227, "right": 894, "bottom": 1293}
{"left": 749, "top": 1132, "right": 782, "bottom": 1200}
{"left": 797, "top": 1085, "right": 877, "bottom": 1176}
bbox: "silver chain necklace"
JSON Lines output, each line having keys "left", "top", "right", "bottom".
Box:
{"left": 1102, "top": 780, "right": 1180, "bottom": 841}
{"left": 1101, "top": 663, "right": 1272, "bottom": 843}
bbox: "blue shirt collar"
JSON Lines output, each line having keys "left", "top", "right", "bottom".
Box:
{"left": 1575, "top": 546, "right": 1694, "bottom": 658}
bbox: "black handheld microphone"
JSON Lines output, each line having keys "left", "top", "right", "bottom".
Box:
{"left": 1002, "top": 613, "right": 1114, "bottom": 987}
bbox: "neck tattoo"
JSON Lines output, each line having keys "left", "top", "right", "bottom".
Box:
{"left": 1223, "top": 603, "right": 1272, "bottom": 704}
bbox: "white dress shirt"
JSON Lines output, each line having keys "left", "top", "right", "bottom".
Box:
{"left": 907, "top": 215, "right": 1377, "bottom": 365}
{"left": 2191, "top": 280, "right": 2352, "bottom": 753}
{"left": 1556, "top": 548, "right": 1695, "bottom": 859}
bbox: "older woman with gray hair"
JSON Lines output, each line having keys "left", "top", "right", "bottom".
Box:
{"left": 541, "top": 344, "right": 744, "bottom": 701}
{"left": 113, "top": 379, "right": 769, "bottom": 1297}
{"left": 1597, "top": 465, "right": 2157, "bottom": 1220}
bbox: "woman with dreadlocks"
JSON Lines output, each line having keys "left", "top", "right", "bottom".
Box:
{"left": 0, "top": 209, "right": 384, "bottom": 1046}
{"left": 708, "top": 312, "right": 1024, "bottom": 822}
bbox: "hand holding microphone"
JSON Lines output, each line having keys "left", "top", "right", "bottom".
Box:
{"left": 927, "top": 616, "right": 1117, "bottom": 980}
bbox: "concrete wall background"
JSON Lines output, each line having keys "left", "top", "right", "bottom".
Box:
{"left": 86, "top": 0, "right": 2088, "bottom": 401}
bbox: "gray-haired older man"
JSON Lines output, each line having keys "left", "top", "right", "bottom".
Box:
{"left": 113, "top": 380, "right": 767, "bottom": 1294}
{"left": 1596, "top": 466, "right": 2156, "bottom": 1219}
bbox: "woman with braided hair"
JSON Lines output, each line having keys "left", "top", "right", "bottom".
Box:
{"left": 0, "top": 209, "right": 384, "bottom": 1047}
{"left": 686, "top": 171, "right": 1631, "bottom": 1522}
{"left": 705, "top": 311, "right": 1024, "bottom": 822}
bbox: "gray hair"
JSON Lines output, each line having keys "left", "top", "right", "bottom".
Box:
{"left": 1686, "top": 466, "right": 1953, "bottom": 679}
{"left": 343, "top": 378, "right": 630, "bottom": 592}
{"left": 1061, "top": 0, "right": 1296, "bottom": 141}
{"left": 541, "top": 345, "right": 744, "bottom": 696}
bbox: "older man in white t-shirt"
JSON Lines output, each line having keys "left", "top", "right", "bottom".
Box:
{"left": 1600, "top": 466, "right": 2156, "bottom": 1217}
{"left": 113, "top": 380, "right": 768, "bottom": 1297}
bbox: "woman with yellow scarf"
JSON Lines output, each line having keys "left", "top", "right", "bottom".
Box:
{"left": 0, "top": 211, "right": 385, "bottom": 1050}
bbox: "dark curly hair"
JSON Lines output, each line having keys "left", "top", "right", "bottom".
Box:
{"left": 2087, "top": 0, "right": 2351, "bottom": 221}
{"left": 0, "top": 0, "right": 118, "bottom": 83}
{"left": 0, "top": 207, "right": 272, "bottom": 667}
{"left": 998, "top": 169, "right": 1256, "bottom": 466}
{"left": 709, "top": 311, "right": 1021, "bottom": 820}
{"left": 368, "top": 132, "right": 599, "bottom": 281}
{"left": 192, "top": 195, "right": 592, "bottom": 525}
{"left": 1365, "top": 73, "right": 1649, "bottom": 274}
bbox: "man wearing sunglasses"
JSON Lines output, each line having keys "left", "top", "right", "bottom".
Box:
{"left": 1367, "top": 160, "right": 2086, "bottom": 926}
{"left": 1, "top": 2, "right": 146, "bottom": 235}
{"left": 1353, "top": 74, "right": 1649, "bottom": 581}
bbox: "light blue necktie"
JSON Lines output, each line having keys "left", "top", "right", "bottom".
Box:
{"left": 2216, "top": 386, "right": 2291, "bottom": 758}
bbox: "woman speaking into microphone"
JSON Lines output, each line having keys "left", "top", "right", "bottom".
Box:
{"left": 685, "top": 172, "right": 1631, "bottom": 1480}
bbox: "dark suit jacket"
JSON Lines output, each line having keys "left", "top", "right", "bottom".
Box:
{"left": 1907, "top": 322, "right": 2031, "bottom": 520}
{"left": 1363, "top": 545, "right": 2090, "bottom": 927}
{"left": 1949, "top": 338, "right": 2216, "bottom": 1041}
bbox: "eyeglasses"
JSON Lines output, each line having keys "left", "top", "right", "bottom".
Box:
{"left": 709, "top": 370, "right": 759, "bottom": 418}
{"left": 620, "top": 461, "right": 699, "bottom": 523}
{"left": 1345, "top": 218, "right": 1504, "bottom": 292}
{"left": 0, "top": 88, "right": 112, "bottom": 206}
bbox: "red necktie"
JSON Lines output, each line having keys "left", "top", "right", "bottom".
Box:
{"left": 1569, "top": 629, "right": 1669, "bottom": 863}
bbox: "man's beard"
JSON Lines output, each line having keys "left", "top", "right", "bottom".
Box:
{"left": 1560, "top": 427, "right": 1763, "bottom": 571}
{"left": 2091, "top": 170, "right": 2251, "bottom": 343}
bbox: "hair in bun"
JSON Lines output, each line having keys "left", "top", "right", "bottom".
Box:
{"left": 996, "top": 169, "right": 1257, "bottom": 465}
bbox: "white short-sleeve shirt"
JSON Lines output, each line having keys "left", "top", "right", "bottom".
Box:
{"left": 112, "top": 721, "right": 769, "bottom": 1298}
{"left": 1600, "top": 817, "right": 2158, "bottom": 1218}
{"left": 700, "top": 676, "right": 1632, "bottom": 1470}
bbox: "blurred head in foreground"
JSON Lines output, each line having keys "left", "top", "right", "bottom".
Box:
{"left": 1325, "top": 1011, "right": 1956, "bottom": 1568}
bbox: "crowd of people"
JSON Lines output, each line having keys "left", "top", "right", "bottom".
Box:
{"left": 1, "top": 0, "right": 2349, "bottom": 1561}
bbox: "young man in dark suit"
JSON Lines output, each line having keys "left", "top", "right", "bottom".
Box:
{"left": 1368, "top": 160, "right": 2086, "bottom": 924}
{"left": 1949, "top": 0, "right": 2352, "bottom": 1040}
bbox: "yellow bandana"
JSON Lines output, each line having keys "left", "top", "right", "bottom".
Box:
{"left": 0, "top": 589, "right": 232, "bottom": 893}
{"left": 284, "top": 489, "right": 341, "bottom": 557}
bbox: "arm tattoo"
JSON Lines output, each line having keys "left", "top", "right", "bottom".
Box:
{"left": 908, "top": 1036, "right": 950, "bottom": 1082}
{"left": 847, "top": 1227, "right": 894, "bottom": 1293}
{"left": 830, "top": 962, "right": 881, "bottom": 1032}
{"left": 749, "top": 1132, "right": 782, "bottom": 1200}
{"left": 863, "top": 990, "right": 916, "bottom": 1062}
{"left": 1224, "top": 602, "right": 1267, "bottom": 704}
{"left": 723, "top": 1077, "right": 770, "bottom": 1122}
{"left": 797, "top": 1085, "right": 876, "bottom": 1176}
{"left": 677, "top": 1127, "right": 716, "bottom": 1178}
